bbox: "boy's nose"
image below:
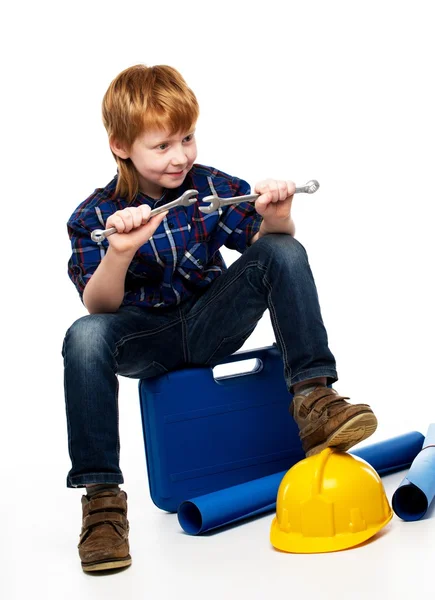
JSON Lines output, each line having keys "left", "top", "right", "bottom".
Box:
{"left": 170, "top": 145, "right": 188, "bottom": 166}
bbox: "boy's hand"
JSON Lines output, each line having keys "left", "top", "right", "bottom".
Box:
{"left": 105, "top": 205, "right": 168, "bottom": 255}
{"left": 253, "top": 179, "right": 296, "bottom": 237}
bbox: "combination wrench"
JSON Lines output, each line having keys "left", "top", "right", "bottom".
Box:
{"left": 90, "top": 189, "right": 199, "bottom": 243}
{"left": 198, "top": 180, "right": 320, "bottom": 214}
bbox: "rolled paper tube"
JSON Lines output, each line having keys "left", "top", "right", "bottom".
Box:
{"left": 178, "top": 431, "right": 424, "bottom": 535}
{"left": 392, "top": 424, "right": 435, "bottom": 521}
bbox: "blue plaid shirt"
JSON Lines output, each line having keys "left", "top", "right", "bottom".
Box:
{"left": 67, "top": 164, "right": 263, "bottom": 308}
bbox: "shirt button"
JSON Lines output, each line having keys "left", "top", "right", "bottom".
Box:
{"left": 168, "top": 222, "right": 175, "bottom": 229}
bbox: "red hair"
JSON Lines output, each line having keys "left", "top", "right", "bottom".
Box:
{"left": 102, "top": 64, "right": 199, "bottom": 201}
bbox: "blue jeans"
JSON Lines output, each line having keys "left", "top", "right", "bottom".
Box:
{"left": 62, "top": 234, "right": 337, "bottom": 487}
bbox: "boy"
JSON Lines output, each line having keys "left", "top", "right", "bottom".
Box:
{"left": 64, "top": 64, "right": 377, "bottom": 572}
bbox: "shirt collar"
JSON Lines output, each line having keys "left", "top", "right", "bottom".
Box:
{"left": 109, "top": 168, "right": 195, "bottom": 207}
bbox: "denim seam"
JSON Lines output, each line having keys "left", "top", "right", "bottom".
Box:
{"left": 202, "top": 326, "right": 255, "bottom": 365}
{"left": 291, "top": 367, "right": 338, "bottom": 382}
{"left": 179, "top": 307, "right": 190, "bottom": 364}
{"left": 261, "top": 269, "right": 337, "bottom": 388}
{"left": 261, "top": 269, "right": 291, "bottom": 382}
{"left": 115, "top": 379, "right": 120, "bottom": 464}
{"left": 185, "top": 259, "right": 270, "bottom": 364}
{"left": 185, "top": 260, "right": 261, "bottom": 323}
{"left": 63, "top": 332, "right": 78, "bottom": 472}
{"left": 113, "top": 317, "right": 183, "bottom": 357}
{"left": 68, "top": 473, "right": 124, "bottom": 487}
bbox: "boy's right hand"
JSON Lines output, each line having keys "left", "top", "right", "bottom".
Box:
{"left": 105, "top": 205, "right": 168, "bottom": 255}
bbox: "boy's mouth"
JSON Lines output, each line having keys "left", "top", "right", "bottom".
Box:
{"left": 166, "top": 170, "right": 185, "bottom": 177}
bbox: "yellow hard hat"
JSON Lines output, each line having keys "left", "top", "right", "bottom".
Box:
{"left": 270, "top": 448, "right": 393, "bottom": 553}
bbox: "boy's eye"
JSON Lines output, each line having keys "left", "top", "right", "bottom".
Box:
{"left": 158, "top": 143, "right": 168, "bottom": 150}
{"left": 183, "top": 134, "right": 194, "bottom": 143}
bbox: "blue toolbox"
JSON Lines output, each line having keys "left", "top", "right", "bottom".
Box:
{"left": 139, "top": 345, "right": 305, "bottom": 512}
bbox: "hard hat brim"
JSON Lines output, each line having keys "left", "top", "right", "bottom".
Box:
{"left": 270, "top": 509, "right": 393, "bottom": 554}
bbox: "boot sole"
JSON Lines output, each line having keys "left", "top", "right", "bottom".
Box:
{"left": 82, "top": 556, "right": 132, "bottom": 572}
{"left": 305, "top": 411, "right": 378, "bottom": 457}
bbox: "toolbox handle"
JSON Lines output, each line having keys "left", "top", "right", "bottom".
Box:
{"left": 211, "top": 344, "right": 281, "bottom": 381}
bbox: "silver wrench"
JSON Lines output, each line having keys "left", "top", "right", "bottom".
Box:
{"left": 90, "top": 189, "right": 199, "bottom": 243}
{"left": 198, "top": 180, "right": 320, "bottom": 214}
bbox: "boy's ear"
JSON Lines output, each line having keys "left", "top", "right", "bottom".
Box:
{"left": 110, "top": 137, "right": 130, "bottom": 159}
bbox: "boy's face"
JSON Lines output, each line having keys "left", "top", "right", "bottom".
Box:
{"left": 116, "top": 127, "right": 197, "bottom": 199}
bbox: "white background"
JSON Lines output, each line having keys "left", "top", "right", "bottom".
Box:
{"left": 2, "top": 0, "right": 434, "bottom": 598}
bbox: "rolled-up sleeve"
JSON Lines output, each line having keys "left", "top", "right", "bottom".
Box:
{"left": 67, "top": 215, "right": 106, "bottom": 300}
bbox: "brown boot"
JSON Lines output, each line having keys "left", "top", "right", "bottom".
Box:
{"left": 290, "top": 386, "right": 378, "bottom": 457}
{"left": 78, "top": 490, "right": 132, "bottom": 572}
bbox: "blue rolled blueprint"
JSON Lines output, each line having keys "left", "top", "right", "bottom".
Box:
{"left": 178, "top": 431, "right": 424, "bottom": 535}
{"left": 392, "top": 424, "right": 435, "bottom": 521}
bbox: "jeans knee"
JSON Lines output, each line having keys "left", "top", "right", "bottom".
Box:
{"left": 251, "top": 234, "right": 308, "bottom": 269}
{"left": 62, "top": 314, "right": 115, "bottom": 358}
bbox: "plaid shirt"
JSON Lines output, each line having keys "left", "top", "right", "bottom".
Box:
{"left": 67, "top": 164, "right": 263, "bottom": 308}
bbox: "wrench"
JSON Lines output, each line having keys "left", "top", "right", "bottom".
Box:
{"left": 90, "top": 189, "right": 199, "bottom": 243}
{"left": 198, "top": 179, "right": 320, "bottom": 214}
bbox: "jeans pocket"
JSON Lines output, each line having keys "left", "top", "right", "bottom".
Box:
{"left": 133, "top": 361, "right": 169, "bottom": 379}
{"left": 204, "top": 327, "right": 256, "bottom": 365}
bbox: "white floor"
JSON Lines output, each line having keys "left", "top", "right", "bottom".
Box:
{"left": 4, "top": 367, "right": 435, "bottom": 600}
{"left": 10, "top": 477, "right": 435, "bottom": 600}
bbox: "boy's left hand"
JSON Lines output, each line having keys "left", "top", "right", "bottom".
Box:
{"left": 253, "top": 179, "right": 296, "bottom": 234}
